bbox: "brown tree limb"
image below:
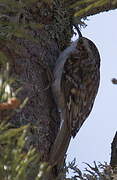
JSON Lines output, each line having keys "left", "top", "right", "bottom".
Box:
{"left": 68, "top": 0, "right": 117, "bottom": 20}
{"left": 110, "top": 132, "right": 117, "bottom": 168}
{"left": 79, "top": 1, "right": 117, "bottom": 19}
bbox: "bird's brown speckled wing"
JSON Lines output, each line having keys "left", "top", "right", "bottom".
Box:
{"left": 61, "top": 37, "right": 100, "bottom": 137}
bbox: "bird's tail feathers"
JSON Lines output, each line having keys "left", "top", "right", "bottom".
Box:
{"left": 49, "top": 119, "right": 71, "bottom": 166}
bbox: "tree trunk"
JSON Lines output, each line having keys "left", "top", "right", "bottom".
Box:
{"left": 0, "top": 1, "right": 73, "bottom": 179}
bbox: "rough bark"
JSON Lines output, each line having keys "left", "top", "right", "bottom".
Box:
{"left": 0, "top": 1, "right": 72, "bottom": 179}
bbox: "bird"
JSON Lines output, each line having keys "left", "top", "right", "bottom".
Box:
{"left": 49, "top": 26, "right": 100, "bottom": 166}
